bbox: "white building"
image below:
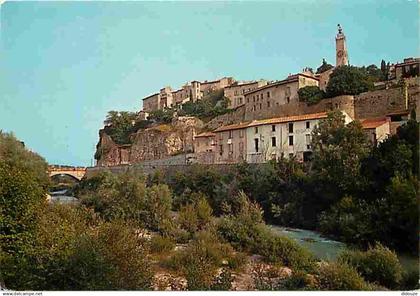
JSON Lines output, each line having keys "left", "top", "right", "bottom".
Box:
{"left": 245, "top": 111, "right": 353, "bottom": 163}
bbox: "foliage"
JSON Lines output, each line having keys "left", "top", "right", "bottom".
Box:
{"left": 177, "top": 89, "right": 232, "bottom": 120}
{"left": 274, "top": 270, "right": 318, "bottom": 291}
{"left": 311, "top": 111, "right": 370, "bottom": 196}
{"left": 227, "top": 252, "right": 248, "bottom": 271}
{"left": 1, "top": 203, "right": 153, "bottom": 290}
{"left": 0, "top": 131, "right": 50, "bottom": 189}
{"left": 102, "top": 111, "right": 139, "bottom": 145}
{"left": 177, "top": 195, "right": 213, "bottom": 235}
{"left": 77, "top": 171, "right": 173, "bottom": 232}
{"left": 149, "top": 235, "right": 175, "bottom": 254}
{"left": 210, "top": 268, "right": 232, "bottom": 290}
{"left": 298, "top": 86, "right": 325, "bottom": 105}
{"left": 325, "top": 65, "right": 374, "bottom": 97}
{"left": 165, "top": 230, "right": 234, "bottom": 290}
{"left": 316, "top": 262, "right": 372, "bottom": 291}
{"left": 338, "top": 243, "right": 403, "bottom": 289}
{"left": 316, "top": 58, "right": 334, "bottom": 74}
{"left": 257, "top": 235, "right": 315, "bottom": 271}
{"left": 148, "top": 108, "right": 175, "bottom": 124}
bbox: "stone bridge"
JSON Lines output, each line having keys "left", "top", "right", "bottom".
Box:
{"left": 48, "top": 166, "right": 87, "bottom": 181}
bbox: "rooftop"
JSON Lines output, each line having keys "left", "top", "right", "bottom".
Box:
{"left": 361, "top": 117, "right": 390, "bottom": 129}
{"left": 195, "top": 132, "right": 216, "bottom": 138}
{"left": 245, "top": 73, "right": 318, "bottom": 95}
{"left": 248, "top": 112, "right": 328, "bottom": 127}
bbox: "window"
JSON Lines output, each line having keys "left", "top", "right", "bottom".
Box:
{"left": 267, "top": 101, "right": 270, "bottom": 108}
{"left": 272, "top": 137, "right": 276, "bottom": 147}
{"left": 253, "top": 105, "right": 256, "bottom": 111}
{"left": 306, "top": 121, "right": 310, "bottom": 129}
{"left": 261, "top": 93, "right": 263, "bottom": 99}
{"left": 286, "top": 97, "right": 290, "bottom": 104}
{"left": 247, "top": 97, "right": 249, "bottom": 103}
{"left": 219, "top": 145, "right": 223, "bottom": 156}
{"left": 306, "top": 134, "right": 311, "bottom": 149}
{"left": 259, "top": 103, "right": 262, "bottom": 110}
{"left": 239, "top": 129, "right": 244, "bottom": 138}
{"left": 257, "top": 95, "right": 259, "bottom": 101}
{"left": 271, "top": 125, "right": 276, "bottom": 132}
{"left": 289, "top": 135, "right": 294, "bottom": 146}
{"left": 253, "top": 96, "right": 256, "bottom": 102}
{"left": 239, "top": 98, "right": 243, "bottom": 104}
{"left": 254, "top": 138, "right": 259, "bottom": 152}
{"left": 219, "top": 133, "right": 223, "bottom": 141}
{"left": 239, "top": 142, "right": 244, "bottom": 152}
{"left": 255, "top": 127, "right": 258, "bottom": 134}
{"left": 228, "top": 143, "right": 233, "bottom": 154}
{"left": 267, "top": 91, "right": 270, "bottom": 98}
{"left": 228, "top": 130, "right": 233, "bottom": 139}
{"left": 288, "top": 123, "right": 294, "bottom": 133}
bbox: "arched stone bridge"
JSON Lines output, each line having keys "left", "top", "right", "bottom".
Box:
{"left": 48, "top": 166, "right": 87, "bottom": 181}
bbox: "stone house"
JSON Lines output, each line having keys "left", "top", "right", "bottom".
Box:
{"left": 245, "top": 111, "right": 353, "bottom": 163}
{"left": 213, "top": 122, "right": 250, "bottom": 164}
{"left": 361, "top": 117, "right": 391, "bottom": 146}
{"left": 243, "top": 73, "right": 319, "bottom": 118}
{"left": 224, "top": 80, "right": 268, "bottom": 109}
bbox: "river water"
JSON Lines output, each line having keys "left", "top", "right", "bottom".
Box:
{"left": 269, "top": 225, "right": 418, "bottom": 273}
{"left": 48, "top": 189, "right": 78, "bottom": 204}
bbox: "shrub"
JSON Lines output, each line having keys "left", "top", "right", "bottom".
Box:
{"left": 164, "top": 230, "right": 234, "bottom": 290}
{"left": 298, "top": 86, "right": 325, "bottom": 105}
{"left": 177, "top": 196, "right": 213, "bottom": 236}
{"left": 210, "top": 268, "right": 232, "bottom": 290}
{"left": 227, "top": 252, "right": 248, "bottom": 271}
{"left": 338, "top": 243, "right": 403, "bottom": 289}
{"left": 275, "top": 270, "right": 318, "bottom": 290}
{"left": 401, "top": 269, "right": 420, "bottom": 291}
{"left": 149, "top": 235, "right": 175, "bottom": 254}
{"left": 257, "top": 235, "right": 316, "bottom": 272}
{"left": 316, "top": 262, "right": 372, "bottom": 291}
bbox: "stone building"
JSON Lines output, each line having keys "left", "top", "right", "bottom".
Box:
{"left": 243, "top": 73, "right": 319, "bottom": 118}
{"left": 213, "top": 122, "right": 250, "bottom": 164}
{"left": 245, "top": 111, "right": 353, "bottom": 163}
{"left": 224, "top": 80, "right": 268, "bottom": 109}
{"left": 361, "top": 117, "right": 391, "bottom": 146}
{"left": 142, "top": 77, "right": 235, "bottom": 112}
{"left": 142, "top": 93, "right": 160, "bottom": 112}
{"left": 394, "top": 57, "right": 420, "bottom": 80}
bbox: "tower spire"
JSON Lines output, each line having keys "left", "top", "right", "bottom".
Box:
{"left": 335, "top": 24, "right": 348, "bottom": 66}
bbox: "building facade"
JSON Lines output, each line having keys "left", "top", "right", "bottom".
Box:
{"left": 213, "top": 122, "right": 250, "bottom": 163}
{"left": 361, "top": 117, "right": 391, "bottom": 146}
{"left": 245, "top": 111, "right": 353, "bottom": 163}
{"left": 224, "top": 80, "right": 268, "bottom": 109}
{"left": 243, "top": 73, "right": 319, "bottom": 118}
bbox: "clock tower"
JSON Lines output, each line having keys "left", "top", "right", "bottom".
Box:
{"left": 336, "top": 24, "right": 348, "bottom": 67}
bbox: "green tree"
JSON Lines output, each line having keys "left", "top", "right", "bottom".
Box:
{"left": 102, "top": 111, "right": 138, "bottom": 144}
{"left": 298, "top": 86, "right": 325, "bottom": 105}
{"left": 311, "top": 111, "right": 370, "bottom": 196}
{"left": 325, "top": 65, "right": 374, "bottom": 97}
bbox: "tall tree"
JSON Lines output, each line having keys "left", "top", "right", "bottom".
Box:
{"left": 325, "top": 65, "right": 374, "bottom": 97}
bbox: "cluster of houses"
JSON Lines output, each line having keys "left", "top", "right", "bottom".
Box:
{"left": 97, "top": 25, "right": 419, "bottom": 167}
{"left": 192, "top": 110, "right": 398, "bottom": 164}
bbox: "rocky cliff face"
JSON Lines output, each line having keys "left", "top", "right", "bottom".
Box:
{"left": 95, "top": 116, "right": 203, "bottom": 166}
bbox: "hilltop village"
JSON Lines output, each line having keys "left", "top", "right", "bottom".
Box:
{"left": 95, "top": 25, "right": 420, "bottom": 167}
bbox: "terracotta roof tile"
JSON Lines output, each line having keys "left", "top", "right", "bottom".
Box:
{"left": 195, "top": 132, "right": 216, "bottom": 138}
{"left": 214, "top": 122, "right": 252, "bottom": 132}
{"left": 248, "top": 112, "right": 328, "bottom": 127}
{"left": 361, "top": 117, "right": 390, "bottom": 129}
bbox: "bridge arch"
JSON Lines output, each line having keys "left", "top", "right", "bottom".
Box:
{"left": 48, "top": 166, "right": 87, "bottom": 181}
{"left": 49, "top": 172, "right": 82, "bottom": 181}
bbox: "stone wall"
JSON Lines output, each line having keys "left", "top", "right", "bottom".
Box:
{"left": 204, "top": 105, "right": 247, "bottom": 130}
{"left": 96, "top": 117, "right": 203, "bottom": 166}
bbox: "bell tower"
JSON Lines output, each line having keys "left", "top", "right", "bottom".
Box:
{"left": 336, "top": 24, "right": 348, "bottom": 67}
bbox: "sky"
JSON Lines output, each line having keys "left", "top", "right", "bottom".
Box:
{"left": 0, "top": 0, "right": 418, "bottom": 166}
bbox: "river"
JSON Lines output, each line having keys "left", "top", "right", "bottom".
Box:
{"left": 269, "top": 225, "right": 418, "bottom": 273}
{"left": 48, "top": 189, "right": 78, "bottom": 204}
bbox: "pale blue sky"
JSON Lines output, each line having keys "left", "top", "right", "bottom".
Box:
{"left": 0, "top": 0, "right": 418, "bottom": 166}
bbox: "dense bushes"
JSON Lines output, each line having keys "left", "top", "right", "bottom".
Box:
{"left": 316, "top": 262, "right": 373, "bottom": 290}
{"left": 77, "top": 171, "right": 173, "bottom": 232}
{"left": 1, "top": 204, "right": 153, "bottom": 290}
{"left": 298, "top": 86, "right": 325, "bottom": 105}
{"left": 165, "top": 230, "right": 234, "bottom": 290}
{"left": 338, "top": 244, "right": 403, "bottom": 289}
